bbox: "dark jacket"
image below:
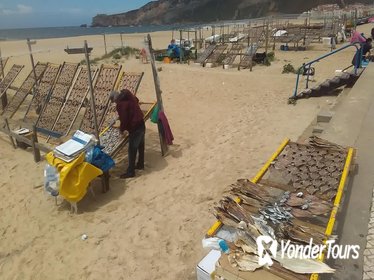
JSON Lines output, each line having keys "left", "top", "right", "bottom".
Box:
{"left": 116, "top": 91, "right": 144, "bottom": 134}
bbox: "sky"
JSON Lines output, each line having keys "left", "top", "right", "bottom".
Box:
{"left": 0, "top": 0, "right": 151, "bottom": 29}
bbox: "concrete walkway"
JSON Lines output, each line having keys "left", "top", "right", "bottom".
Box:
{"left": 315, "top": 64, "right": 374, "bottom": 280}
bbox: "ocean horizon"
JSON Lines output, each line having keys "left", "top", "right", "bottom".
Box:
{"left": 0, "top": 24, "right": 194, "bottom": 41}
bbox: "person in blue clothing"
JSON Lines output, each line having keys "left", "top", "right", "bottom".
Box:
{"left": 167, "top": 39, "right": 180, "bottom": 58}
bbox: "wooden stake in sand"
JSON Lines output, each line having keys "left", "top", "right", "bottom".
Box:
{"left": 120, "top": 33, "right": 124, "bottom": 49}
{"left": 26, "top": 38, "right": 38, "bottom": 84}
{"left": 4, "top": 118, "right": 16, "bottom": 149}
{"left": 0, "top": 48, "right": 4, "bottom": 80}
{"left": 31, "top": 125, "right": 41, "bottom": 162}
{"left": 103, "top": 34, "right": 107, "bottom": 55}
{"left": 147, "top": 34, "right": 168, "bottom": 156}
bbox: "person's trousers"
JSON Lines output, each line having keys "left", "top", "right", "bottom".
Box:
{"left": 127, "top": 123, "right": 145, "bottom": 175}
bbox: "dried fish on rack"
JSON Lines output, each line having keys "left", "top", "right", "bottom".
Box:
{"left": 0, "top": 64, "right": 24, "bottom": 98}
{"left": 228, "top": 251, "right": 261, "bottom": 272}
{"left": 215, "top": 196, "right": 254, "bottom": 225}
{"left": 2, "top": 63, "right": 47, "bottom": 118}
{"left": 274, "top": 255, "right": 335, "bottom": 274}
{"left": 51, "top": 66, "right": 98, "bottom": 137}
{"left": 24, "top": 63, "right": 61, "bottom": 122}
{"left": 308, "top": 136, "right": 346, "bottom": 152}
{"left": 230, "top": 179, "right": 275, "bottom": 205}
{"left": 258, "top": 203, "right": 293, "bottom": 224}
{"left": 37, "top": 62, "right": 79, "bottom": 130}
{"left": 80, "top": 64, "right": 121, "bottom": 134}
{"left": 270, "top": 139, "right": 348, "bottom": 201}
{"left": 277, "top": 223, "right": 325, "bottom": 245}
{"left": 284, "top": 192, "right": 331, "bottom": 218}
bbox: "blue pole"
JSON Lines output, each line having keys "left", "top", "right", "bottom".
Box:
{"left": 291, "top": 43, "right": 361, "bottom": 99}
{"left": 293, "top": 70, "right": 302, "bottom": 98}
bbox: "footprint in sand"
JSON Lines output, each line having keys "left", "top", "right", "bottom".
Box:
{"left": 105, "top": 203, "right": 120, "bottom": 213}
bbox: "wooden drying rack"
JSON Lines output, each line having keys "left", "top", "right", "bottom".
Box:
{"left": 206, "top": 138, "right": 354, "bottom": 280}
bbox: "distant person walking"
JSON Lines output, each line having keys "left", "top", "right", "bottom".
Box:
{"left": 110, "top": 89, "right": 145, "bottom": 179}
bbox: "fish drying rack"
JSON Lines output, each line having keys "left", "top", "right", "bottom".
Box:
{"left": 206, "top": 137, "right": 354, "bottom": 280}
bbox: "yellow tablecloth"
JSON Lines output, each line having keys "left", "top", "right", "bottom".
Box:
{"left": 46, "top": 152, "right": 103, "bottom": 202}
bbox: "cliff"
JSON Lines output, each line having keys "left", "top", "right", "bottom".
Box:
{"left": 92, "top": 0, "right": 372, "bottom": 27}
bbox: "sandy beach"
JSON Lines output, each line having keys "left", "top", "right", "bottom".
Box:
{"left": 0, "top": 24, "right": 372, "bottom": 279}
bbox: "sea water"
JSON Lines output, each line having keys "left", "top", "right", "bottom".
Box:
{"left": 0, "top": 25, "right": 194, "bottom": 41}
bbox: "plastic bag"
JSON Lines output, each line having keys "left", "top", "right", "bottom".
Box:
{"left": 85, "top": 144, "right": 95, "bottom": 163}
{"left": 90, "top": 146, "right": 115, "bottom": 172}
{"left": 150, "top": 105, "right": 160, "bottom": 123}
{"left": 202, "top": 238, "right": 230, "bottom": 254}
{"left": 44, "top": 164, "right": 59, "bottom": 197}
{"left": 202, "top": 237, "right": 221, "bottom": 250}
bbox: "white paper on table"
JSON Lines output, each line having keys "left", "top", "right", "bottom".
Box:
{"left": 55, "top": 130, "right": 93, "bottom": 157}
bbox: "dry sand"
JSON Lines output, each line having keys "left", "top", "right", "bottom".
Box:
{"left": 0, "top": 24, "right": 372, "bottom": 279}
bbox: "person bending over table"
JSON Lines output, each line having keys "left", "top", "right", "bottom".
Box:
{"left": 110, "top": 89, "right": 145, "bottom": 179}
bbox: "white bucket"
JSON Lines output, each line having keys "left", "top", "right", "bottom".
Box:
{"left": 322, "top": 37, "right": 331, "bottom": 47}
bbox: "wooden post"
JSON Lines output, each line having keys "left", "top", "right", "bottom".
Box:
{"left": 220, "top": 24, "right": 223, "bottom": 43}
{"left": 120, "top": 33, "right": 124, "bottom": 49}
{"left": 199, "top": 28, "right": 202, "bottom": 48}
{"left": 4, "top": 118, "right": 16, "bottom": 149}
{"left": 195, "top": 30, "right": 198, "bottom": 59}
{"left": 31, "top": 125, "right": 41, "bottom": 162}
{"left": 84, "top": 40, "right": 100, "bottom": 143}
{"left": 1, "top": 88, "right": 7, "bottom": 110}
{"left": 27, "top": 39, "right": 38, "bottom": 83}
{"left": 303, "top": 18, "right": 307, "bottom": 46}
{"left": 103, "top": 34, "right": 107, "bottom": 55}
{"left": 102, "top": 171, "right": 110, "bottom": 193}
{"left": 265, "top": 19, "right": 269, "bottom": 54}
{"left": 0, "top": 48, "right": 4, "bottom": 79}
{"left": 0, "top": 125, "right": 52, "bottom": 152}
{"left": 147, "top": 34, "right": 168, "bottom": 156}
{"left": 179, "top": 30, "right": 183, "bottom": 63}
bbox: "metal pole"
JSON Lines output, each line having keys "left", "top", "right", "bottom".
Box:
{"left": 27, "top": 38, "right": 38, "bottom": 83}
{"left": 103, "top": 34, "right": 107, "bottom": 55}
{"left": 84, "top": 40, "right": 100, "bottom": 143}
